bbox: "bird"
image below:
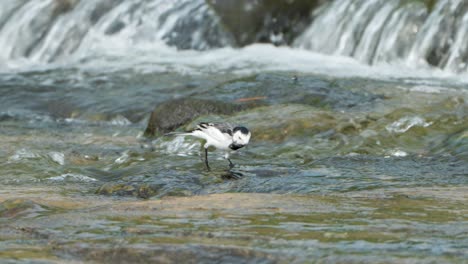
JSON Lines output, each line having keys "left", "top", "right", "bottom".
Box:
{"left": 167, "top": 122, "right": 251, "bottom": 170}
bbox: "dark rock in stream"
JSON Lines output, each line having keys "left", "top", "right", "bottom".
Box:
{"left": 52, "top": 0, "right": 79, "bottom": 17}
{"left": 207, "top": 0, "right": 325, "bottom": 46}
{"left": 144, "top": 98, "right": 262, "bottom": 137}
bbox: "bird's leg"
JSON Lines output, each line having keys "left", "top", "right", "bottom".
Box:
{"left": 224, "top": 153, "right": 234, "bottom": 169}
{"left": 227, "top": 158, "right": 235, "bottom": 169}
{"left": 204, "top": 148, "right": 211, "bottom": 171}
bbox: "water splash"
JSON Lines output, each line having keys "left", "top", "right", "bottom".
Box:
{"left": 386, "top": 116, "right": 433, "bottom": 134}
{"left": 8, "top": 148, "right": 40, "bottom": 162}
{"left": 154, "top": 136, "right": 200, "bottom": 157}
{"left": 48, "top": 151, "right": 65, "bottom": 166}
{"left": 387, "top": 149, "right": 409, "bottom": 158}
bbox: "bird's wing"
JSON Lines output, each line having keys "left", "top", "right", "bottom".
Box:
{"left": 196, "top": 122, "right": 233, "bottom": 142}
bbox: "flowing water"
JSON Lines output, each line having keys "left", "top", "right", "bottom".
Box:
{"left": 296, "top": 0, "right": 468, "bottom": 73}
{"left": 0, "top": 1, "right": 467, "bottom": 263}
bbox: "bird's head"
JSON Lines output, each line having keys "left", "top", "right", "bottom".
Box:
{"left": 229, "top": 126, "right": 251, "bottom": 150}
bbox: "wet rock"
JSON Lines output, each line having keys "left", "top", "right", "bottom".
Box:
{"left": 96, "top": 183, "right": 137, "bottom": 197}
{"left": 104, "top": 20, "right": 126, "bottom": 35}
{"left": 161, "top": 1, "right": 236, "bottom": 50}
{"left": 207, "top": 0, "right": 324, "bottom": 46}
{"left": 136, "top": 184, "right": 157, "bottom": 199}
{"left": 52, "top": 0, "right": 79, "bottom": 17}
{"left": 96, "top": 179, "right": 199, "bottom": 199}
{"left": 0, "top": 112, "right": 14, "bottom": 122}
{"left": 144, "top": 98, "right": 258, "bottom": 137}
{"left": 96, "top": 183, "right": 158, "bottom": 199}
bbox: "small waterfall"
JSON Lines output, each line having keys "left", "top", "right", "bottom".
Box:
{"left": 372, "top": 3, "right": 427, "bottom": 65}
{"left": 353, "top": 1, "right": 399, "bottom": 63}
{"left": 0, "top": 0, "right": 56, "bottom": 60}
{"left": 445, "top": 12, "right": 468, "bottom": 72}
{"left": 0, "top": 0, "right": 233, "bottom": 62}
{"left": 1, "top": 0, "right": 467, "bottom": 75}
{"left": 295, "top": 0, "right": 468, "bottom": 74}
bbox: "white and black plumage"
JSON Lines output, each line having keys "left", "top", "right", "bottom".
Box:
{"left": 169, "top": 122, "right": 251, "bottom": 170}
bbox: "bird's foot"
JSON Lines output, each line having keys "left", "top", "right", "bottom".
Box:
{"left": 228, "top": 159, "right": 235, "bottom": 169}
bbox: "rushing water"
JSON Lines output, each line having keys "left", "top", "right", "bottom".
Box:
{"left": 295, "top": 0, "right": 468, "bottom": 73}
{"left": 0, "top": 1, "right": 467, "bottom": 263}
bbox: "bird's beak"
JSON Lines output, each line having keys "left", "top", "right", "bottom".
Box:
{"left": 229, "top": 143, "right": 245, "bottom": 150}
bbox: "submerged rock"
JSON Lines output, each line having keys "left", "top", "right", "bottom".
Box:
{"left": 144, "top": 98, "right": 260, "bottom": 137}
{"left": 199, "top": 73, "right": 385, "bottom": 111}
{"left": 0, "top": 199, "right": 50, "bottom": 219}
{"left": 59, "top": 243, "right": 287, "bottom": 264}
{"left": 96, "top": 183, "right": 163, "bottom": 199}
{"left": 96, "top": 183, "right": 138, "bottom": 197}
{"left": 96, "top": 178, "right": 198, "bottom": 199}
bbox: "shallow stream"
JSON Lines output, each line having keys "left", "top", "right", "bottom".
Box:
{"left": 1, "top": 0, "right": 467, "bottom": 263}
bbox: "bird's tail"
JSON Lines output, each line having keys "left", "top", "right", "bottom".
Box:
{"left": 163, "top": 131, "right": 193, "bottom": 137}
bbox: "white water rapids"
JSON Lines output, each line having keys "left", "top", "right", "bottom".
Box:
{"left": 295, "top": 0, "right": 468, "bottom": 73}
{"left": 0, "top": 0, "right": 467, "bottom": 81}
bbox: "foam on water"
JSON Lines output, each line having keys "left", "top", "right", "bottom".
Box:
{"left": 74, "top": 43, "right": 468, "bottom": 83}
{"left": 387, "top": 149, "right": 409, "bottom": 158}
{"left": 47, "top": 173, "right": 97, "bottom": 182}
{"left": 154, "top": 136, "right": 200, "bottom": 157}
{"left": 48, "top": 151, "right": 65, "bottom": 166}
{"left": 386, "top": 116, "right": 433, "bottom": 134}
{"left": 114, "top": 151, "right": 130, "bottom": 164}
{"left": 8, "top": 148, "right": 40, "bottom": 162}
{"left": 4, "top": 43, "right": 468, "bottom": 88}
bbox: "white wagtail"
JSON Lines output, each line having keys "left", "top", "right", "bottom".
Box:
{"left": 167, "top": 122, "right": 251, "bottom": 170}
